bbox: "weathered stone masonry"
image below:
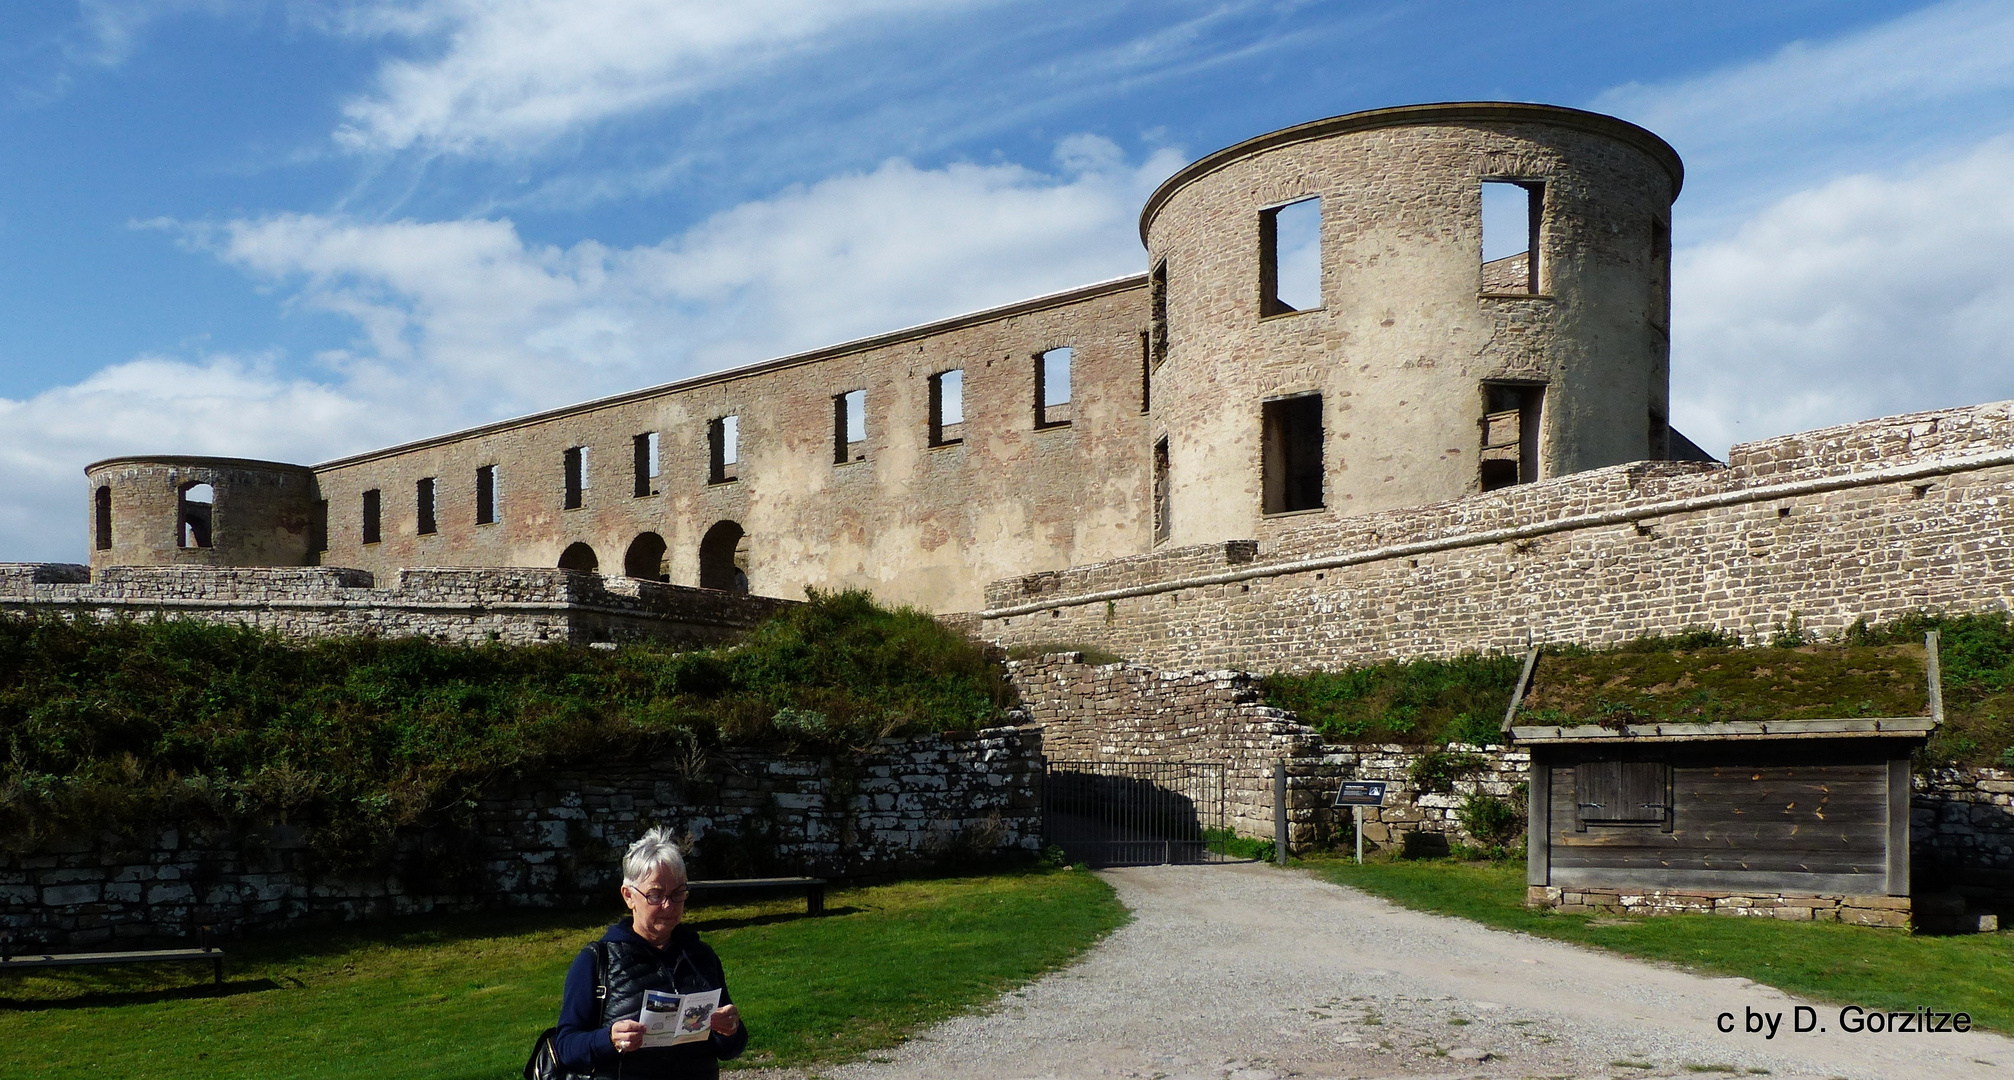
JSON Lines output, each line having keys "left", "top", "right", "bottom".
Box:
{"left": 0, "top": 727, "right": 1041, "bottom": 948}
{"left": 983, "top": 401, "right": 2014, "bottom": 672}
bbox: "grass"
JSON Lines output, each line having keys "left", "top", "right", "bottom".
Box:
{"left": 1309, "top": 856, "right": 2014, "bottom": 1033}
{"left": 0, "top": 866, "right": 1125, "bottom": 1080}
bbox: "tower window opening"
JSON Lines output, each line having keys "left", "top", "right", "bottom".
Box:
{"left": 1261, "top": 394, "right": 1324, "bottom": 515}
{"left": 1481, "top": 382, "right": 1545, "bottom": 490}
{"left": 633, "top": 433, "right": 659, "bottom": 497}
{"left": 834, "top": 389, "right": 866, "bottom": 464}
{"left": 564, "top": 446, "right": 588, "bottom": 509}
{"left": 476, "top": 465, "right": 499, "bottom": 524}
{"left": 1149, "top": 260, "right": 1169, "bottom": 369}
{"left": 361, "top": 489, "right": 382, "bottom": 545}
{"left": 94, "top": 486, "right": 112, "bottom": 551}
{"left": 1481, "top": 180, "right": 1543, "bottom": 294}
{"left": 708, "top": 416, "right": 739, "bottom": 483}
{"left": 1036, "top": 347, "right": 1072, "bottom": 427}
{"left": 177, "top": 482, "right": 214, "bottom": 549}
{"left": 1153, "top": 437, "right": 1171, "bottom": 545}
{"left": 1260, "top": 196, "right": 1322, "bottom": 316}
{"left": 1139, "top": 330, "right": 1152, "bottom": 413}
{"left": 416, "top": 477, "right": 437, "bottom": 535}
{"left": 311, "top": 499, "right": 328, "bottom": 554}
{"left": 929, "top": 370, "right": 963, "bottom": 446}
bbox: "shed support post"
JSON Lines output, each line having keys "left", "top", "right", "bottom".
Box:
{"left": 1274, "top": 760, "right": 1288, "bottom": 865}
{"left": 1526, "top": 751, "right": 1550, "bottom": 887}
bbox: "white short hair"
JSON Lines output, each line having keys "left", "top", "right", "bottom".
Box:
{"left": 622, "top": 826, "right": 688, "bottom": 888}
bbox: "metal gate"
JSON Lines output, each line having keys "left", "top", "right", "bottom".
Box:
{"left": 1042, "top": 760, "right": 1228, "bottom": 867}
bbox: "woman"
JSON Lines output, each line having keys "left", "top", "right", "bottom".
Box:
{"left": 553, "top": 827, "right": 748, "bottom": 1078}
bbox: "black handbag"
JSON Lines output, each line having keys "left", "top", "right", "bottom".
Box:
{"left": 524, "top": 944, "right": 609, "bottom": 1080}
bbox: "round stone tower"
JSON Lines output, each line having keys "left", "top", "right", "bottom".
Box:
{"left": 1140, "top": 102, "right": 1682, "bottom": 547}
{"left": 86, "top": 456, "right": 320, "bottom": 572}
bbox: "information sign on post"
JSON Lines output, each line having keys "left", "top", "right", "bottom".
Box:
{"left": 1332, "top": 782, "right": 1387, "bottom": 864}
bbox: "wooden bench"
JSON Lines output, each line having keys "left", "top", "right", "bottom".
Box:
{"left": 0, "top": 935, "right": 225, "bottom": 986}
{"left": 686, "top": 876, "right": 826, "bottom": 917}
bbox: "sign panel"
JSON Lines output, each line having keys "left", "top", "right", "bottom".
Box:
{"left": 1332, "top": 781, "right": 1387, "bottom": 807}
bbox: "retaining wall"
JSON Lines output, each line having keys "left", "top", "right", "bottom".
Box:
{"left": 0, "top": 564, "right": 792, "bottom": 647}
{"left": 0, "top": 727, "right": 1041, "bottom": 949}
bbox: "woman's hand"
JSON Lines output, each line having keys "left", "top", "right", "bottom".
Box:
{"left": 610, "top": 1019, "right": 648, "bottom": 1053}
{"left": 709, "top": 1004, "right": 741, "bottom": 1036}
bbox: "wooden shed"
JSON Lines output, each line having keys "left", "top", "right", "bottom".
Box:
{"left": 1510, "top": 636, "right": 1941, "bottom": 926}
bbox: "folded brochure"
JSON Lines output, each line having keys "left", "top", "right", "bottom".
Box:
{"left": 638, "top": 988, "right": 722, "bottom": 1048}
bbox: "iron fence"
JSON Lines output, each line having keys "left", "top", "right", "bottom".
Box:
{"left": 1042, "top": 759, "right": 1228, "bottom": 867}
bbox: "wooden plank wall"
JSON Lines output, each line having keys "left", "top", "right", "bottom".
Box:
{"left": 1540, "top": 742, "right": 1901, "bottom": 895}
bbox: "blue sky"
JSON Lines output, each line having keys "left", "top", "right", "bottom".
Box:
{"left": 4, "top": 0, "right": 2014, "bottom": 560}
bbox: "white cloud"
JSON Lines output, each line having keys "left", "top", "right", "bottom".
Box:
{"left": 0, "top": 137, "right": 1177, "bottom": 561}
{"left": 332, "top": 0, "right": 984, "bottom": 155}
{"left": 1670, "top": 134, "right": 2014, "bottom": 454}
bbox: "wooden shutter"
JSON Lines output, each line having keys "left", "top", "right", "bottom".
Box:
{"left": 1575, "top": 760, "right": 1668, "bottom": 827}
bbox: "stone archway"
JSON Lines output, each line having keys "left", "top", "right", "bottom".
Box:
{"left": 624, "top": 532, "right": 669, "bottom": 582}
{"left": 558, "top": 541, "right": 600, "bottom": 574}
{"left": 698, "top": 520, "right": 748, "bottom": 593}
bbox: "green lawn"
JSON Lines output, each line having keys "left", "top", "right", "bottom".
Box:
{"left": 0, "top": 867, "right": 1126, "bottom": 1080}
{"left": 1310, "top": 856, "right": 2014, "bottom": 1032}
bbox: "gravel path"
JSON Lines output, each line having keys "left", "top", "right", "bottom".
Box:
{"left": 746, "top": 862, "right": 2011, "bottom": 1080}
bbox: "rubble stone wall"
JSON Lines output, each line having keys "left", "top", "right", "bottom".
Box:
{"left": 0, "top": 564, "right": 792, "bottom": 647}
{"left": 0, "top": 727, "right": 1040, "bottom": 949}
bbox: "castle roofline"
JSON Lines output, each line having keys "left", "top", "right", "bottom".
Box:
{"left": 84, "top": 454, "right": 316, "bottom": 475}
{"left": 1139, "top": 101, "right": 1684, "bottom": 244}
{"left": 312, "top": 272, "right": 1148, "bottom": 472}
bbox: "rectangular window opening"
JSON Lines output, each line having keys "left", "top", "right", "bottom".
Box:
{"left": 476, "top": 465, "right": 498, "bottom": 524}
{"left": 1261, "top": 394, "right": 1324, "bottom": 515}
{"left": 929, "top": 371, "right": 963, "bottom": 447}
{"left": 1138, "top": 330, "right": 1152, "bottom": 413}
{"left": 1036, "top": 347, "right": 1072, "bottom": 427}
{"left": 177, "top": 483, "right": 213, "bottom": 549}
{"left": 1480, "top": 382, "right": 1544, "bottom": 491}
{"left": 833, "top": 389, "right": 866, "bottom": 464}
{"left": 1481, "top": 180, "right": 1543, "bottom": 294}
{"left": 1152, "top": 437, "right": 1171, "bottom": 546}
{"left": 1574, "top": 760, "right": 1670, "bottom": 829}
{"left": 633, "top": 433, "right": 659, "bottom": 497}
{"left": 563, "top": 446, "right": 587, "bottom": 509}
{"left": 362, "top": 489, "right": 382, "bottom": 545}
{"left": 1260, "top": 196, "right": 1322, "bottom": 316}
{"left": 94, "top": 486, "right": 113, "bottom": 551}
{"left": 1149, "top": 261, "right": 1169, "bottom": 369}
{"left": 416, "top": 477, "right": 437, "bottom": 535}
{"left": 310, "top": 499, "right": 328, "bottom": 556}
{"left": 708, "top": 415, "right": 739, "bottom": 483}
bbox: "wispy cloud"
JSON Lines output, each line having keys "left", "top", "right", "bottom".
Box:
{"left": 1670, "top": 133, "right": 2014, "bottom": 453}
{"left": 0, "top": 137, "right": 1178, "bottom": 560}
{"left": 331, "top": 0, "right": 993, "bottom": 156}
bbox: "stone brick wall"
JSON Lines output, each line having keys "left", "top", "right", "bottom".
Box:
{"left": 1525, "top": 886, "right": 1912, "bottom": 928}
{"left": 0, "top": 564, "right": 792, "bottom": 647}
{"left": 982, "top": 400, "right": 2014, "bottom": 672}
{"left": 1916, "top": 765, "right": 2014, "bottom": 918}
{"left": 0, "top": 727, "right": 1041, "bottom": 949}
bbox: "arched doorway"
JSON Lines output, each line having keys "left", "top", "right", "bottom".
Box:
{"left": 624, "top": 532, "right": 669, "bottom": 581}
{"left": 698, "top": 521, "right": 748, "bottom": 593}
{"left": 558, "top": 542, "right": 599, "bottom": 573}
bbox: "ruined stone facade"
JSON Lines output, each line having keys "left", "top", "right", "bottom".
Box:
{"left": 82, "top": 103, "right": 1683, "bottom": 615}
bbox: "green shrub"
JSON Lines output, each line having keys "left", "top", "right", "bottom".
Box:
{"left": 1407, "top": 749, "right": 1487, "bottom": 794}
{"left": 1457, "top": 790, "right": 1524, "bottom": 852}
{"left": 0, "top": 589, "right": 1008, "bottom": 864}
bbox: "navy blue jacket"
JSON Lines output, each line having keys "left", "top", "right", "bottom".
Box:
{"left": 555, "top": 921, "right": 749, "bottom": 1077}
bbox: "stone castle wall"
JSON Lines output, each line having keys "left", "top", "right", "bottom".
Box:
{"left": 1, "top": 727, "right": 1041, "bottom": 949}
{"left": 982, "top": 401, "right": 2014, "bottom": 671}
{"left": 0, "top": 564, "right": 792, "bottom": 647}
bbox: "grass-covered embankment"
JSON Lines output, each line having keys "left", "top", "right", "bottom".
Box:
{"left": 1312, "top": 857, "right": 2014, "bottom": 1034}
{"left": 1261, "top": 613, "right": 2014, "bottom": 765}
{"left": 0, "top": 867, "right": 1127, "bottom": 1079}
{"left": 0, "top": 590, "right": 1010, "bottom": 866}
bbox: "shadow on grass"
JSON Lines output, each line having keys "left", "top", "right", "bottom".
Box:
{"left": 0, "top": 977, "right": 284, "bottom": 1011}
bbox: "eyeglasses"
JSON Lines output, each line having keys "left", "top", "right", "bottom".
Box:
{"left": 627, "top": 886, "right": 690, "bottom": 907}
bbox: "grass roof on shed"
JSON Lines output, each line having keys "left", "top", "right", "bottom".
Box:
{"left": 1514, "top": 642, "right": 1932, "bottom": 727}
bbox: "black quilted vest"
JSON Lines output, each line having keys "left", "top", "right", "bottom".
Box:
{"left": 587, "top": 933, "right": 722, "bottom": 1080}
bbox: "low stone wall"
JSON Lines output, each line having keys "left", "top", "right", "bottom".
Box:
{"left": 1526, "top": 886, "right": 1911, "bottom": 928}
{"left": 0, "top": 727, "right": 1041, "bottom": 949}
{"left": 0, "top": 564, "right": 793, "bottom": 647}
{"left": 1915, "top": 765, "right": 2014, "bottom": 915}
{"left": 979, "top": 401, "right": 2014, "bottom": 671}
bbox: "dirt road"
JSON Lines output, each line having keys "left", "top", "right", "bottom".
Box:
{"left": 753, "top": 861, "right": 2011, "bottom": 1080}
